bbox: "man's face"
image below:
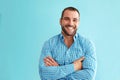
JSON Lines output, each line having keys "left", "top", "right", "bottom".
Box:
{"left": 60, "top": 10, "right": 80, "bottom": 36}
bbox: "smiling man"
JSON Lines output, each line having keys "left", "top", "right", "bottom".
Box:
{"left": 39, "top": 7, "right": 97, "bottom": 80}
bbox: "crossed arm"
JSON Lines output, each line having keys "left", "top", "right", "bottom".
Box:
{"left": 44, "top": 56, "right": 84, "bottom": 71}
{"left": 39, "top": 55, "right": 85, "bottom": 80}
{"left": 39, "top": 41, "right": 97, "bottom": 80}
{"left": 39, "top": 54, "right": 96, "bottom": 80}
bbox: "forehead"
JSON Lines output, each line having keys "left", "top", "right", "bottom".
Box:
{"left": 63, "top": 10, "right": 79, "bottom": 18}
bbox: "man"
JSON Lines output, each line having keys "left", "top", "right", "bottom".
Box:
{"left": 39, "top": 7, "right": 97, "bottom": 80}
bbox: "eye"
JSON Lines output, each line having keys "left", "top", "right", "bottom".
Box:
{"left": 63, "top": 17, "right": 70, "bottom": 21}
{"left": 73, "top": 18, "right": 78, "bottom": 22}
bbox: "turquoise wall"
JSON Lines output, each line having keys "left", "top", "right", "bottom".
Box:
{"left": 0, "top": 0, "right": 120, "bottom": 80}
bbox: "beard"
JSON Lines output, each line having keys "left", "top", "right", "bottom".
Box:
{"left": 61, "top": 25, "right": 77, "bottom": 36}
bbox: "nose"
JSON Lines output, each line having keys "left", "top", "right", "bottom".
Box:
{"left": 68, "top": 20, "right": 74, "bottom": 26}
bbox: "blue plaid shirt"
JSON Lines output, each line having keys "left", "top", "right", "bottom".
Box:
{"left": 39, "top": 33, "right": 97, "bottom": 80}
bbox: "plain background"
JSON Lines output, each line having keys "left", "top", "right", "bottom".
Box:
{"left": 0, "top": 0, "right": 120, "bottom": 80}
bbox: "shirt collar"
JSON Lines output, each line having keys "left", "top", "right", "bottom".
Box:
{"left": 59, "top": 32, "right": 78, "bottom": 41}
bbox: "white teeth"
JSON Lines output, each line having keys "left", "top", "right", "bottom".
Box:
{"left": 68, "top": 27, "right": 73, "bottom": 30}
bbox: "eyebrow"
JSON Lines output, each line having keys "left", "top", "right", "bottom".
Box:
{"left": 62, "top": 17, "right": 79, "bottom": 19}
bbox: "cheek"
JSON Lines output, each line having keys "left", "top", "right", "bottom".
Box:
{"left": 77, "top": 24, "right": 79, "bottom": 27}
{"left": 74, "top": 24, "right": 79, "bottom": 29}
{"left": 61, "top": 21, "right": 68, "bottom": 26}
{"left": 75, "top": 22, "right": 79, "bottom": 27}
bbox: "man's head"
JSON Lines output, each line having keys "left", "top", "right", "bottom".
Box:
{"left": 60, "top": 7, "right": 80, "bottom": 36}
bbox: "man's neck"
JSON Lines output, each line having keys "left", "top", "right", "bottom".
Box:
{"left": 62, "top": 32, "right": 74, "bottom": 48}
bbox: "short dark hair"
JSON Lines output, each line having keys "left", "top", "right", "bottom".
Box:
{"left": 61, "top": 7, "right": 80, "bottom": 18}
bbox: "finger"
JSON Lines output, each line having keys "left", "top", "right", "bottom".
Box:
{"left": 79, "top": 56, "right": 85, "bottom": 62}
{"left": 44, "top": 59, "right": 54, "bottom": 66}
{"left": 44, "top": 58, "right": 50, "bottom": 66}
{"left": 47, "top": 57, "right": 58, "bottom": 64}
{"left": 46, "top": 56, "right": 59, "bottom": 66}
{"left": 44, "top": 57, "right": 55, "bottom": 66}
{"left": 47, "top": 56, "right": 57, "bottom": 63}
{"left": 44, "top": 60, "right": 52, "bottom": 66}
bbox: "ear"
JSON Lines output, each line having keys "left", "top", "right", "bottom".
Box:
{"left": 59, "top": 18, "right": 62, "bottom": 25}
{"left": 78, "top": 19, "right": 80, "bottom": 25}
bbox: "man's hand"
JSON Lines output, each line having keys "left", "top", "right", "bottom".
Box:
{"left": 44, "top": 56, "right": 59, "bottom": 66}
{"left": 73, "top": 57, "right": 85, "bottom": 71}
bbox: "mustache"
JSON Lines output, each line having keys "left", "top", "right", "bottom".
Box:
{"left": 65, "top": 25, "right": 74, "bottom": 27}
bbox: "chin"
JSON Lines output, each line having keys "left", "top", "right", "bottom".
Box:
{"left": 67, "top": 33, "right": 76, "bottom": 36}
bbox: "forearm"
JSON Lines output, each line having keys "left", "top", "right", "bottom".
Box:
{"left": 39, "top": 63, "right": 75, "bottom": 80}
{"left": 67, "top": 69, "right": 95, "bottom": 80}
{"left": 68, "top": 53, "right": 97, "bottom": 80}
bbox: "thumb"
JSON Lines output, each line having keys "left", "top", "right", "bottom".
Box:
{"left": 79, "top": 56, "right": 85, "bottom": 62}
